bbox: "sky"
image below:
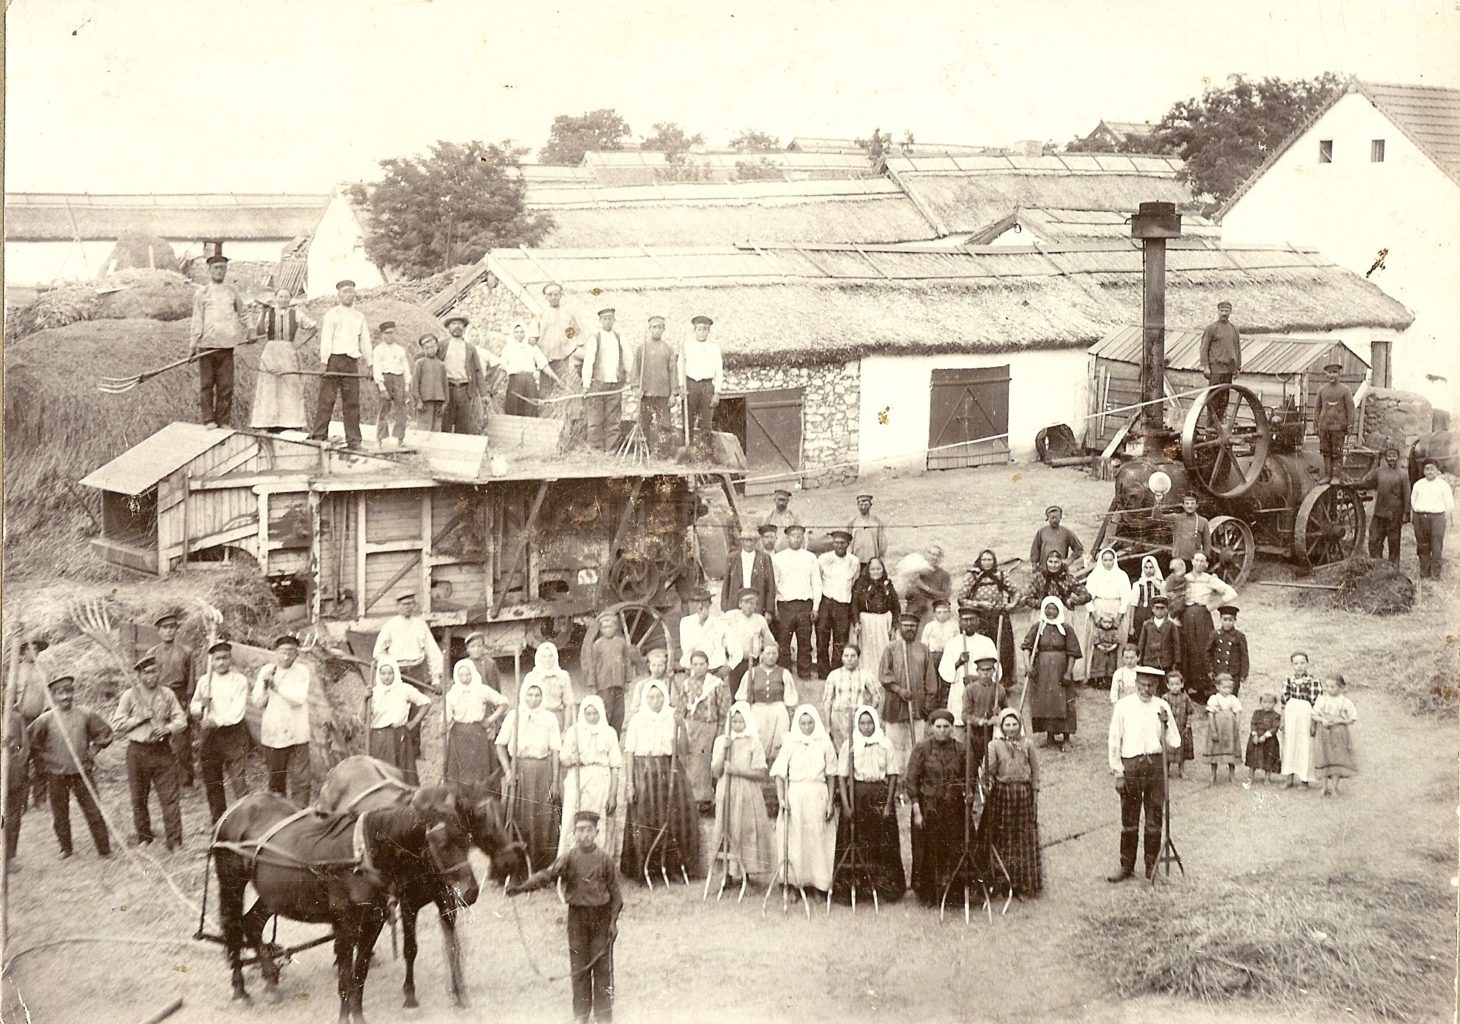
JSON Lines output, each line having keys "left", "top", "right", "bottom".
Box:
{"left": 5, "top": 0, "right": 1460, "bottom": 194}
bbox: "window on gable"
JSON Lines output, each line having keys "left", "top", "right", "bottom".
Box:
{"left": 1371, "top": 139, "right": 1385, "bottom": 162}
{"left": 1319, "top": 140, "right": 1333, "bottom": 163}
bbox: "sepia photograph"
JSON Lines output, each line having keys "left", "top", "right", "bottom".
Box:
{"left": 2, "top": 2, "right": 1457, "bottom": 1022}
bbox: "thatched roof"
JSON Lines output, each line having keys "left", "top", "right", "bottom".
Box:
{"left": 526, "top": 179, "right": 938, "bottom": 247}
{"left": 4, "top": 193, "right": 330, "bottom": 241}
{"left": 883, "top": 153, "right": 1192, "bottom": 236}
{"left": 968, "top": 207, "right": 1220, "bottom": 244}
{"left": 475, "top": 239, "right": 1413, "bottom": 368}
{"left": 579, "top": 150, "right": 874, "bottom": 185}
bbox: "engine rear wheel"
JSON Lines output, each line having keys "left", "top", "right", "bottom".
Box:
{"left": 1207, "top": 515, "right": 1255, "bottom": 588}
{"left": 1181, "top": 384, "right": 1271, "bottom": 500}
{"left": 1293, "top": 484, "right": 1365, "bottom": 573}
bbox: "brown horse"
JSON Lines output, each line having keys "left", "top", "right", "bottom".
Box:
{"left": 316, "top": 755, "right": 525, "bottom": 1009}
{"left": 212, "top": 789, "right": 479, "bottom": 1024}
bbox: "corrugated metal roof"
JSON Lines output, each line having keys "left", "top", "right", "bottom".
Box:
{"left": 1089, "top": 325, "right": 1370, "bottom": 375}
{"left": 79, "top": 422, "right": 232, "bottom": 494}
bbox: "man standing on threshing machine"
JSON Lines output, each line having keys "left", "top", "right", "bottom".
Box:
{"left": 1359, "top": 447, "right": 1410, "bottom": 563}
{"left": 441, "top": 314, "right": 488, "bottom": 435}
{"left": 582, "top": 308, "right": 628, "bottom": 451}
{"left": 1199, "top": 299, "right": 1242, "bottom": 423}
{"left": 681, "top": 315, "right": 723, "bottom": 461}
{"left": 633, "top": 315, "right": 679, "bottom": 457}
{"left": 534, "top": 282, "right": 583, "bottom": 388}
{"left": 309, "top": 280, "right": 373, "bottom": 450}
{"left": 190, "top": 254, "right": 248, "bottom": 428}
{"left": 1312, "top": 361, "right": 1356, "bottom": 484}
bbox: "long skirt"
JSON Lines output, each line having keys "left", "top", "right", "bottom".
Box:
{"left": 369, "top": 725, "right": 418, "bottom": 784}
{"left": 507, "top": 756, "right": 560, "bottom": 876}
{"left": 831, "top": 779, "right": 905, "bottom": 903}
{"left": 250, "top": 340, "right": 308, "bottom": 430}
{"left": 504, "top": 372, "right": 539, "bottom": 417}
{"left": 1030, "top": 651, "right": 1077, "bottom": 736}
{"left": 1245, "top": 734, "right": 1281, "bottom": 774}
{"left": 1204, "top": 710, "right": 1241, "bottom": 765}
{"left": 1312, "top": 723, "right": 1357, "bottom": 779}
{"left": 973, "top": 609, "right": 1018, "bottom": 684}
{"left": 1280, "top": 699, "right": 1314, "bottom": 782}
{"left": 910, "top": 795, "right": 966, "bottom": 906}
{"left": 857, "top": 613, "right": 893, "bottom": 682}
{"left": 444, "top": 721, "right": 495, "bottom": 788}
{"left": 1178, "top": 605, "right": 1216, "bottom": 699}
{"left": 980, "top": 780, "right": 1042, "bottom": 896}
{"left": 682, "top": 718, "right": 719, "bottom": 806}
{"left": 709, "top": 768, "right": 775, "bottom": 880}
{"left": 747, "top": 703, "right": 789, "bottom": 763}
{"left": 774, "top": 779, "right": 836, "bottom": 892}
{"left": 559, "top": 763, "right": 624, "bottom": 860}
{"left": 621, "top": 755, "right": 701, "bottom": 882}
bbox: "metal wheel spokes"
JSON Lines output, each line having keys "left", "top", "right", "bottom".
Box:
{"left": 1293, "top": 484, "right": 1365, "bottom": 571}
{"left": 1206, "top": 515, "right": 1255, "bottom": 588}
{"left": 612, "top": 601, "right": 672, "bottom": 661}
{"left": 1181, "top": 385, "right": 1271, "bottom": 500}
{"left": 605, "top": 554, "right": 660, "bottom": 604}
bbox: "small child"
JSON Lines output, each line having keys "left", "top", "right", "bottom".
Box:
{"left": 1163, "top": 670, "right": 1193, "bottom": 777}
{"left": 920, "top": 600, "right": 959, "bottom": 665}
{"left": 586, "top": 612, "right": 634, "bottom": 734}
{"left": 1087, "top": 613, "right": 1121, "bottom": 691}
{"left": 413, "top": 333, "right": 448, "bottom": 432}
{"left": 1108, "top": 647, "right": 1140, "bottom": 704}
{"left": 372, "top": 321, "right": 413, "bottom": 446}
{"left": 1204, "top": 673, "right": 1242, "bottom": 784}
{"left": 1163, "top": 558, "right": 1189, "bottom": 617}
{"left": 507, "top": 809, "right": 622, "bottom": 1024}
{"left": 1311, "top": 674, "right": 1358, "bottom": 796}
{"left": 1244, "top": 693, "right": 1282, "bottom": 784}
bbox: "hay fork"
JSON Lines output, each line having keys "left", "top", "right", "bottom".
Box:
{"left": 97, "top": 352, "right": 206, "bottom": 394}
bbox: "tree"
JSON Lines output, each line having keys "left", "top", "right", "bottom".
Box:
{"left": 540, "top": 109, "right": 632, "bottom": 165}
{"left": 642, "top": 121, "right": 704, "bottom": 160}
{"left": 1150, "top": 72, "right": 1346, "bottom": 203}
{"left": 348, "top": 140, "right": 552, "bottom": 279}
{"left": 854, "top": 128, "right": 916, "bottom": 168}
{"left": 729, "top": 129, "right": 781, "bottom": 153}
{"left": 732, "top": 158, "right": 784, "bottom": 181}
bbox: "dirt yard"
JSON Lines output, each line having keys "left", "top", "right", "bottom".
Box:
{"left": 3, "top": 463, "right": 1455, "bottom": 1024}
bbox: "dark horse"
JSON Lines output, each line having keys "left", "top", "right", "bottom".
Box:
{"left": 212, "top": 788, "right": 479, "bottom": 1024}
{"left": 316, "top": 755, "right": 526, "bottom": 1009}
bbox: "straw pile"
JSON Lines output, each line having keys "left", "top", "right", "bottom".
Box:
{"left": 5, "top": 269, "right": 195, "bottom": 341}
{"left": 103, "top": 232, "right": 179, "bottom": 274}
{"left": 1333, "top": 557, "right": 1416, "bottom": 615}
{"left": 1080, "top": 871, "right": 1451, "bottom": 1020}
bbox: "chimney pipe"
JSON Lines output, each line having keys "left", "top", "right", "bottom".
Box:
{"left": 1130, "top": 201, "right": 1182, "bottom": 452}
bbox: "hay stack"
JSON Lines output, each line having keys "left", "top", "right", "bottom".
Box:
{"left": 102, "top": 233, "right": 180, "bottom": 275}
{"left": 96, "top": 268, "right": 194, "bottom": 321}
{"left": 1334, "top": 557, "right": 1415, "bottom": 615}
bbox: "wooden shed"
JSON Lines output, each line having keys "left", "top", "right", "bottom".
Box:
{"left": 1086, "top": 326, "right": 1371, "bottom": 450}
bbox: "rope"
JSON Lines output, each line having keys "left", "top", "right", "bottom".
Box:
{"left": 3, "top": 935, "right": 203, "bottom": 976}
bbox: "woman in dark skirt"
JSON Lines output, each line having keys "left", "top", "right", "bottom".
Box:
{"left": 958, "top": 549, "right": 1020, "bottom": 684}
{"left": 1180, "top": 551, "right": 1238, "bottom": 702}
{"left": 831, "top": 706, "right": 905, "bottom": 904}
{"left": 980, "top": 708, "right": 1042, "bottom": 898}
{"left": 494, "top": 681, "right": 562, "bottom": 876}
{"left": 1128, "top": 556, "right": 1165, "bottom": 643}
{"left": 1021, "top": 596, "right": 1083, "bottom": 749}
{"left": 903, "top": 709, "right": 968, "bottom": 907}
{"left": 366, "top": 658, "right": 432, "bottom": 784}
{"left": 620, "top": 681, "right": 701, "bottom": 883}
{"left": 444, "top": 659, "right": 508, "bottom": 790}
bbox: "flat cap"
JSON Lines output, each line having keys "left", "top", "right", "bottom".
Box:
{"left": 208, "top": 640, "right": 233, "bottom": 655}
{"left": 647, "top": 315, "right": 666, "bottom": 325}
{"left": 1044, "top": 505, "right": 1062, "bottom": 516}
{"left": 206, "top": 255, "right": 230, "bottom": 266}
{"left": 691, "top": 315, "right": 713, "bottom": 326}
{"left": 47, "top": 675, "right": 76, "bottom": 689}
{"left": 736, "top": 587, "right": 759, "bottom": 603}
{"left": 133, "top": 655, "right": 157, "bottom": 671}
{"left": 1217, "top": 605, "right": 1240, "bottom": 617}
{"left": 929, "top": 709, "right": 955, "bottom": 725}
{"left": 378, "top": 321, "right": 397, "bottom": 332}
{"left": 757, "top": 524, "right": 778, "bottom": 536}
{"left": 574, "top": 810, "right": 600, "bottom": 825}
{"left": 783, "top": 524, "right": 806, "bottom": 535}
{"left": 1217, "top": 300, "right": 1232, "bottom": 310}
{"left": 829, "top": 529, "right": 852, "bottom": 542}
{"left": 153, "top": 611, "right": 179, "bottom": 628}
{"left": 773, "top": 489, "right": 792, "bottom": 499}
{"left": 271, "top": 634, "right": 300, "bottom": 649}
{"left": 898, "top": 611, "right": 922, "bottom": 623}
{"left": 690, "top": 587, "right": 713, "bottom": 602}
{"left": 1134, "top": 665, "right": 1167, "bottom": 677}
{"left": 443, "top": 314, "right": 469, "bottom": 327}
{"left": 1323, "top": 361, "right": 1343, "bottom": 372}
{"left": 335, "top": 278, "right": 356, "bottom": 289}
{"left": 597, "top": 307, "right": 615, "bottom": 317}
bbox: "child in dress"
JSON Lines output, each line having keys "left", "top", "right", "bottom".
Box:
{"left": 1244, "top": 693, "right": 1282, "bottom": 784}
{"left": 1311, "top": 674, "right": 1358, "bottom": 796}
{"left": 1163, "top": 670, "right": 1193, "bottom": 778}
{"left": 1163, "top": 558, "right": 1189, "bottom": 618}
{"left": 1087, "top": 613, "right": 1121, "bottom": 693}
{"left": 1204, "top": 673, "right": 1242, "bottom": 784}
{"left": 1108, "top": 646, "right": 1140, "bottom": 704}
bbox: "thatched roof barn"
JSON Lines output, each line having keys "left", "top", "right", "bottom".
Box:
{"left": 967, "top": 206, "right": 1220, "bottom": 245}
{"left": 579, "top": 149, "right": 876, "bottom": 185}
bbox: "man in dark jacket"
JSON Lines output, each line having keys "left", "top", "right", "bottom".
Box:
{"left": 721, "top": 528, "right": 776, "bottom": 618}
{"left": 1313, "top": 362, "right": 1356, "bottom": 484}
{"left": 1362, "top": 447, "right": 1410, "bottom": 562}
{"left": 1199, "top": 300, "right": 1242, "bottom": 421}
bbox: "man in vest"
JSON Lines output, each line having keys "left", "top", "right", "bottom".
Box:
{"left": 441, "top": 314, "right": 488, "bottom": 435}
{"left": 581, "top": 308, "right": 627, "bottom": 451}
{"left": 190, "top": 255, "right": 248, "bottom": 428}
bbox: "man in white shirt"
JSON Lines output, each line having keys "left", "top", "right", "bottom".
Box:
{"left": 816, "top": 529, "right": 860, "bottom": 679}
{"left": 371, "top": 321, "right": 413, "bottom": 447}
{"left": 373, "top": 593, "right": 445, "bottom": 688}
{"left": 1106, "top": 666, "right": 1182, "bottom": 882}
{"left": 939, "top": 608, "right": 1000, "bottom": 716}
{"left": 677, "top": 588, "right": 739, "bottom": 676}
{"left": 680, "top": 314, "right": 723, "bottom": 460}
{"left": 189, "top": 254, "right": 247, "bottom": 428}
{"left": 309, "top": 279, "right": 374, "bottom": 450}
{"left": 251, "top": 635, "right": 313, "bottom": 804}
{"left": 771, "top": 524, "right": 820, "bottom": 678}
{"left": 722, "top": 588, "right": 775, "bottom": 693}
{"left": 189, "top": 640, "right": 253, "bottom": 823}
{"left": 1411, "top": 459, "right": 1455, "bottom": 580}
{"left": 580, "top": 307, "right": 627, "bottom": 451}
{"left": 533, "top": 282, "right": 583, "bottom": 381}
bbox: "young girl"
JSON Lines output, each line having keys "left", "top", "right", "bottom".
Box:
{"left": 1109, "top": 647, "right": 1140, "bottom": 704}
{"left": 1128, "top": 555, "right": 1164, "bottom": 641}
{"left": 1086, "top": 613, "right": 1122, "bottom": 692}
{"left": 585, "top": 611, "right": 633, "bottom": 733}
{"left": 495, "top": 681, "right": 563, "bottom": 874}
{"left": 1204, "top": 673, "right": 1242, "bottom": 784}
{"left": 523, "top": 641, "right": 577, "bottom": 730}
{"left": 620, "top": 680, "right": 701, "bottom": 883}
{"left": 1164, "top": 670, "right": 1194, "bottom": 777}
{"left": 1245, "top": 693, "right": 1282, "bottom": 784}
{"left": 981, "top": 708, "right": 1042, "bottom": 898}
{"left": 822, "top": 644, "right": 881, "bottom": 754}
{"left": 1311, "top": 675, "right": 1358, "bottom": 796}
{"left": 1280, "top": 652, "right": 1321, "bottom": 788}
{"left": 709, "top": 702, "right": 774, "bottom": 886}
{"left": 831, "top": 706, "right": 906, "bottom": 904}
{"left": 770, "top": 705, "right": 839, "bottom": 896}
{"left": 558, "top": 694, "right": 624, "bottom": 859}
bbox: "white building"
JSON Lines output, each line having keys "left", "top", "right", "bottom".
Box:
{"left": 305, "top": 186, "right": 392, "bottom": 298}
{"left": 1218, "top": 79, "right": 1460, "bottom": 410}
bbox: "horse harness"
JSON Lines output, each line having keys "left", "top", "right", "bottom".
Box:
{"left": 210, "top": 806, "right": 379, "bottom": 878}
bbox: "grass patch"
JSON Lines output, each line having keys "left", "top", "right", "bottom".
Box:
{"left": 1079, "top": 871, "right": 1452, "bottom": 1020}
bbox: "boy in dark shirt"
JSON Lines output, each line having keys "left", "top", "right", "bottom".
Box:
{"left": 961, "top": 655, "right": 1006, "bottom": 775}
{"left": 508, "top": 809, "right": 622, "bottom": 1023}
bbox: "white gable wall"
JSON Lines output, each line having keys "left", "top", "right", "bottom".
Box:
{"left": 1220, "top": 91, "right": 1460, "bottom": 410}
{"left": 305, "top": 192, "right": 387, "bottom": 298}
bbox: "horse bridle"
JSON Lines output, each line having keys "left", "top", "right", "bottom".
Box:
{"left": 424, "top": 821, "right": 474, "bottom": 879}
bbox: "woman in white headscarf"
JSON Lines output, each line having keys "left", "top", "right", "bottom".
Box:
{"left": 558, "top": 694, "right": 624, "bottom": 859}
{"left": 367, "top": 658, "right": 432, "bottom": 783}
{"left": 831, "top": 705, "right": 905, "bottom": 904}
{"left": 500, "top": 320, "right": 565, "bottom": 417}
{"left": 1020, "top": 596, "right": 1082, "bottom": 749}
{"left": 494, "top": 681, "right": 562, "bottom": 873}
{"left": 769, "top": 705, "right": 839, "bottom": 895}
{"left": 620, "top": 680, "right": 700, "bottom": 883}
{"left": 709, "top": 701, "right": 774, "bottom": 885}
{"left": 1127, "top": 555, "right": 1165, "bottom": 642}
{"left": 444, "top": 659, "right": 508, "bottom": 789}
{"left": 523, "top": 641, "right": 576, "bottom": 730}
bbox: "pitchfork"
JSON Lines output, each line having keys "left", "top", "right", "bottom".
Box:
{"left": 615, "top": 423, "right": 649, "bottom": 463}
{"left": 98, "top": 353, "right": 208, "bottom": 394}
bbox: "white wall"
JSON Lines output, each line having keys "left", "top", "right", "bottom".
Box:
{"left": 857, "top": 347, "right": 1089, "bottom": 474}
{"left": 306, "top": 193, "right": 387, "bottom": 298}
{"left": 4, "top": 238, "right": 287, "bottom": 287}
{"left": 1221, "top": 91, "right": 1460, "bottom": 412}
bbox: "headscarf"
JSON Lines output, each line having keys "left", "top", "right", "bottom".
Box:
{"left": 374, "top": 658, "right": 402, "bottom": 688}
{"left": 525, "top": 642, "right": 569, "bottom": 690}
{"left": 727, "top": 700, "right": 753, "bottom": 735}
{"left": 511, "top": 320, "right": 527, "bottom": 336}
{"left": 971, "top": 548, "right": 1001, "bottom": 580}
{"left": 1036, "top": 596, "right": 1068, "bottom": 638}
{"left": 504, "top": 681, "right": 555, "bottom": 750}
{"left": 575, "top": 694, "right": 610, "bottom": 742}
{"left": 1085, "top": 546, "right": 1132, "bottom": 601}
{"left": 1138, "top": 555, "right": 1165, "bottom": 584}
{"left": 451, "top": 659, "right": 482, "bottom": 688}
{"left": 785, "top": 704, "right": 829, "bottom": 748}
{"left": 996, "top": 707, "right": 1023, "bottom": 737}
{"left": 847, "top": 705, "right": 893, "bottom": 779}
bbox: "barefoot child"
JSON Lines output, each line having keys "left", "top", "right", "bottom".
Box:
{"left": 1204, "top": 674, "right": 1242, "bottom": 784}
{"left": 1163, "top": 670, "right": 1194, "bottom": 777}
{"left": 1245, "top": 693, "right": 1281, "bottom": 784}
{"left": 1311, "top": 674, "right": 1358, "bottom": 796}
{"left": 1108, "top": 647, "right": 1140, "bottom": 704}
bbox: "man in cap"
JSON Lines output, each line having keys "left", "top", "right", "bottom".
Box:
{"left": 632, "top": 315, "right": 679, "bottom": 456}
{"left": 941, "top": 613, "right": 1000, "bottom": 726}
{"left": 11, "top": 637, "right": 54, "bottom": 808}
{"left": 189, "top": 254, "right": 248, "bottom": 428}
{"left": 251, "top": 635, "right": 313, "bottom": 804}
{"left": 680, "top": 315, "right": 723, "bottom": 460}
{"left": 1106, "top": 665, "right": 1181, "bottom": 881}
{"left": 148, "top": 611, "right": 197, "bottom": 787}
{"left": 1312, "top": 361, "right": 1356, "bottom": 483}
{"left": 846, "top": 494, "right": 887, "bottom": 572}
{"left": 759, "top": 490, "right": 798, "bottom": 553}
{"left": 28, "top": 675, "right": 113, "bottom": 858}
{"left": 581, "top": 307, "right": 628, "bottom": 451}
{"left": 722, "top": 588, "right": 776, "bottom": 695}
{"left": 1135, "top": 596, "right": 1181, "bottom": 674}
{"left": 722, "top": 526, "right": 776, "bottom": 620}
{"left": 879, "top": 610, "right": 939, "bottom": 773}
{"left": 1360, "top": 447, "right": 1410, "bottom": 563}
{"left": 533, "top": 282, "right": 584, "bottom": 387}
{"left": 816, "top": 529, "right": 860, "bottom": 678}
{"left": 1030, "top": 505, "right": 1084, "bottom": 570}
{"left": 440, "top": 314, "right": 489, "bottom": 435}
{"left": 1411, "top": 459, "right": 1455, "bottom": 580}
{"left": 371, "top": 320, "right": 413, "bottom": 447}
{"left": 1206, "top": 606, "right": 1249, "bottom": 698}
{"left": 310, "top": 279, "right": 374, "bottom": 450}
{"left": 191, "top": 639, "right": 252, "bottom": 823}
{"left": 373, "top": 593, "right": 445, "bottom": 690}
{"left": 757, "top": 523, "right": 780, "bottom": 559}
{"left": 1199, "top": 300, "right": 1242, "bottom": 422}
{"left": 1162, "top": 492, "right": 1211, "bottom": 564}
{"left": 111, "top": 654, "right": 187, "bottom": 850}
{"left": 771, "top": 524, "right": 820, "bottom": 678}
{"left": 677, "top": 589, "right": 738, "bottom": 678}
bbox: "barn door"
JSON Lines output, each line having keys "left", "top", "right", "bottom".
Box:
{"left": 742, "top": 388, "right": 803, "bottom": 495}
{"left": 927, "top": 367, "right": 1011, "bottom": 470}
